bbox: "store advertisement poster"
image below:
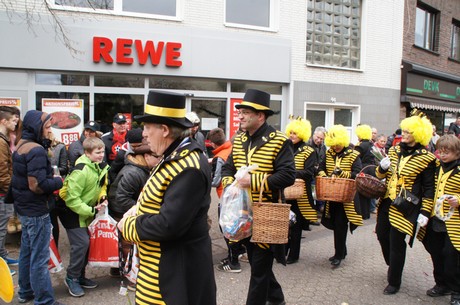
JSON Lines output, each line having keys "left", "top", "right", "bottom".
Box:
{"left": 0, "top": 97, "right": 21, "bottom": 109}
{"left": 230, "top": 98, "right": 242, "bottom": 139}
{"left": 42, "top": 99, "right": 84, "bottom": 146}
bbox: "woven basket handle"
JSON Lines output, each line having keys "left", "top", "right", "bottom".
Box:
{"left": 258, "top": 173, "right": 282, "bottom": 205}
{"left": 358, "top": 164, "right": 377, "bottom": 176}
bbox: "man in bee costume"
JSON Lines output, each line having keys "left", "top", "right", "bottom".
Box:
{"left": 117, "top": 90, "right": 216, "bottom": 305}
{"left": 318, "top": 124, "right": 363, "bottom": 268}
{"left": 222, "top": 89, "right": 295, "bottom": 305}
{"left": 376, "top": 110, "right": 436, "bottom": 295}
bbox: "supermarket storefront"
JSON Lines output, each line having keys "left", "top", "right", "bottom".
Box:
{"left": 0, "top": 11, "right": 291, "bottom": 139}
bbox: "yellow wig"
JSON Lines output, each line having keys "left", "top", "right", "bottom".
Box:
{"left": 285, "top": 118, "right": 312, "bottom": 142}
{"left": 325, "top": 124, "right": 350, "bottom": 147}
{"left": 355, "top": 124, "right": 372, "bottom": 140}
{"left": 400, "top": 115, "right": 432, "bottom": 146}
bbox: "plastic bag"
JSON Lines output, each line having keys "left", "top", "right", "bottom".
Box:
{"left": 124, "top": 244, "right": 139, "bottom": 284}
{"left": 88, "top": 208, "right": 119, "bottom": 267}
{"left": 48, "top": 233, "right": 63, "bottom": 273}
{"left": 219, "top": 164, "right": 258, "bottom": 241}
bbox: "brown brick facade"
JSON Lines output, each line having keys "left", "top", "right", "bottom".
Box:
{"left": 403, "top": 0, "right": 460, "bottom": 76}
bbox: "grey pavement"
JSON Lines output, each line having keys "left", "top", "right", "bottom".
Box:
{"left": 3, "top": 193, "right": 452, "bottom": 305}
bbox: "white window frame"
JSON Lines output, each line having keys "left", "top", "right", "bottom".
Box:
{"left": 304, "top": 102, "right": 361, "bottom": 144}
{"left": 224, "top": 0, "right": 279, "bottom": 32}
{"left": 414, "top": 4, "right": 438, "bottom": 51}
{"left": 46, "top": 0, "right": 184, "bottom": 21}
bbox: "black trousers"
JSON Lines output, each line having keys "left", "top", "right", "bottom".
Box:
{"left": 245, "top": 243, "right": 284, "bottom": 305}
{"left": 286, "top": 201, "right": 303, "bottom": 260}
{"left": 422, "top": 220, "right": 460, "bottom": 293}
{"left": 329, "top": 202, "right": 348, "bottom": 259}
{"left": 376, "top": 199, "right": 407, "bottom": 287}
{"left": 358, "top": 193, "right": 371, "bottom": 220}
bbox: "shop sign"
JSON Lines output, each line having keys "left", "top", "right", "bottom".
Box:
{"left": 406, "top": 73, "right": 460, "bottom": 103}
{"left": 230, "top": 98, "right": 242, "bottom": 139}
{"left": 0, "top": 97, "right": 20, "bottom": 108}
{"left": 93, "top": 36, "right": 182, "bottom": 67}
{"left": 42, "top": 99, "right": 84, "bottom": 146}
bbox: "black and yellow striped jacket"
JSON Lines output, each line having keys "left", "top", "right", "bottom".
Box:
{"left": 376, "top": 144, "right": 436, "bottom": 236}
{"left": 122, "top": 138, "right": 216, "bottom": 305}
{"left": 291, "top": 142, "right": 317, "bottom": 221}
{"left": 318, "top": 146, "right": 363, "bottom": 227}
{"left": 419, "top": 161, "right": 460, "bottom": 251}
{"left": 222, "top": 122, "right": 295, "bottom": 249}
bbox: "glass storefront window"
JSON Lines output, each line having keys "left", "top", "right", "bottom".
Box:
{"left": 36, "top": 74, "right": 90, "bottom": 86}
{"left": 35, "top": 92, "right": 90, "bottom": 124}
{"left": 95, "top": 75, "right": 144, "bottom": 88}
{"left": 94, "top": 93, "right": 144, "bottom": 133}
{"left": 149, "top": 76, "right": 227, "bottom": 91}
{"left": 334, "top": 108, "right": 352, "bottom": 126}
{"left": 231, "top": 82, "right": 282, "bottom": 95}
{"left": 267, "top": 100, "right": 281, "bottom": 131}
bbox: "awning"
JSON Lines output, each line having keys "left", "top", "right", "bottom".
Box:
{"left": 402, "top": 96, "right": 460, "bottom": 113}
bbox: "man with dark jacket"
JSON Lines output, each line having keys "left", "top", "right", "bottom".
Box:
{"left": 12, "top": 110, "right": 64, "bottom": 305}
{"left": 448, "top": 115, "right": 460, "bottom": 137}
{"left": 221, "top": 89, "right": 295, "bottom": 305}
{"left": 102, "top": 113, "right": 128, "bottom": 165}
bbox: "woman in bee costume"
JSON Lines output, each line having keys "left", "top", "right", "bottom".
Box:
{"left": 375, "top": 110, "right": 436, "bottom": 295}
{"left": 284, "top": 117, "right": 317, "bottom": 264}
{"left": 118, "top": 90, "right": 216, "bottom": 305}
{"left": 318, "top": 124, "right": 363, "bottom": 268}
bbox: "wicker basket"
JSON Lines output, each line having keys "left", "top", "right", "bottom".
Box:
{"left": 284, "top": 179, "right": 305, "bottom": 200}
{"left": 315, "top": 176, "right": 356, "bottom": 203}
{"left": 251, "top": 175, "right": 291, "bottom": 244}
{"left": 355, "top": 165, "right": 387, "bottom": 199}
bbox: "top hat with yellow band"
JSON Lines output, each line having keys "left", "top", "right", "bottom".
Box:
{"left": 135, "top": 90, "right": 193, "bottom": 128}
{"left": 235, "top": 89, "right": 274, "bottom": 116}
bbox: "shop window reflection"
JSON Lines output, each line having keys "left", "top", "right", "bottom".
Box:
{"left": 36, "top": 74, "right": 89, "bottom": 86}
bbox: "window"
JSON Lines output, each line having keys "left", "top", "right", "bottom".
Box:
{"left": 225, "top": 0, "right": 278, "bottom": 31}
{"left": 306, "top": 0, "right": 362, "bottom": 69}
{"left": 36, "top": 73, "right": 89, "bottom": 86}
{"left": 52, "top": 0, "right": 179, "bottom": 18}
{"left": 451, "top": 19, "right": 460, "bottom": 61}
{"left": 414, "top": 3, "right": 439, "bottom": 52}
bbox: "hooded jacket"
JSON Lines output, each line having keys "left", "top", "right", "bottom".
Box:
{"left": 12, "top": 110, "right": 63, "bottom": 216}
{"left": 108, "top": 152, "right": 150, "bottom": 217}
{"left": 59, "top": 154, "right": 109, "bottom": 228}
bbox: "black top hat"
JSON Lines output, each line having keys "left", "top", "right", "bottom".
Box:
{"left": 235, "top": 89, "right": 274, "bottom": 116}
{"left": 135, "top": 90, "right": 193, "bottom": 128}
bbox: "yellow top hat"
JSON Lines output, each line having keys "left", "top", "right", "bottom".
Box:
{"left": 0, "top": 257, "right": 14, "bottom": 303}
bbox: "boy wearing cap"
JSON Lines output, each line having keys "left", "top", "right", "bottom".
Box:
{"left": 68, "top": 121, "right": 101, "bottom": 171}
{"left": 102, "top": 113, "right": 128, "bottom": 165}
{"left": 221, "top": 89, "right": 295, "bottom": 305}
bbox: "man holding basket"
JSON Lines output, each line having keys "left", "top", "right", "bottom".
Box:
{"left": 221, "top": 89, "right": 295, "bottom": 305}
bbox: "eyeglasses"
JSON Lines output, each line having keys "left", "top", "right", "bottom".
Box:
{"left": 402, "top": 130, "right": 413, "bottom": 135}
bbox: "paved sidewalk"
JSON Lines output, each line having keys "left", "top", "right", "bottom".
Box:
{"left": 4, "top": 194, "right": 452, "bottom": 305}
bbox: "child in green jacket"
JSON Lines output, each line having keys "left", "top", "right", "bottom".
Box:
{"left": 59, "top": 137, "right": 109, "bottom": 298}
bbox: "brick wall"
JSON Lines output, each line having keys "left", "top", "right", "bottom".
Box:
{"left": 403, "top": 0, "right": 460, "bottom": 76}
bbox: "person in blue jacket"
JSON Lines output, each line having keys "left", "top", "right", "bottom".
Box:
{"left": 12, "top": 110, "right": 65, "bottom": 305}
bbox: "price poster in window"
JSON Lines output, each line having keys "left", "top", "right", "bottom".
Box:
{"left": 42, "top": 99, "right": 84, "bottom": 146}
{"left": 229, "top": 98, "right": 242, "bottom": 139}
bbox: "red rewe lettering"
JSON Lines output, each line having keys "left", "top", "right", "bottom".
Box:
{"left": 116, "top": 38, "right": 134, "bottom": 64}
{"left": 166, "top": 42, "right": 182, "bottom": 67}
{"left": 93, "top": 36, "right": 114, "bottom": 63}
{"left": 136, "top": 40, "right": 164, "bottom": 66}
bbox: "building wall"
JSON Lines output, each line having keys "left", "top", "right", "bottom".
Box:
{"left": 403, "top": 0, "right": 460, "bottom": 76}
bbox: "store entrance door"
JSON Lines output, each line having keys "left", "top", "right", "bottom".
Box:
{"left": 189, "top": 98, "right": 227, "bottom": 155}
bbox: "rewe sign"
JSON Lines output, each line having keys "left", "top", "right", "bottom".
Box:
{"left": 93, "top": 36, "right": 182, "bottom": 67}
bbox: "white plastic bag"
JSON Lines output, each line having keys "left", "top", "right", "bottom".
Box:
{"left": 219, "top": 165, "right": 258, "bottom": 241}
